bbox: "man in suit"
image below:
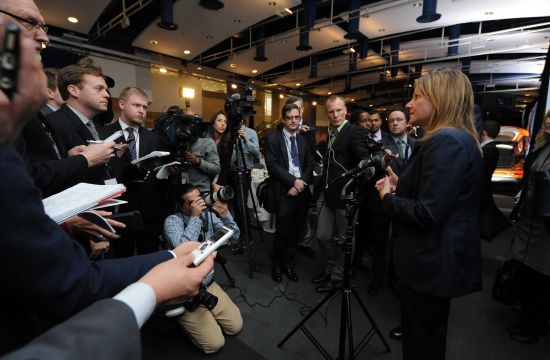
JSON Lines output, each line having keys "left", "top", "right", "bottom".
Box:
{"left": 46, "top": 63, "right": 116, "bottom": 184}
{"left": 367, "top": 110, "right": 386, "bottom": 142}
{"left": 0, "top": 17, "right": 215, "bottom": 355}
{"left": 313, "top": 96, "right": 369, "bottom": 293}
{"left": 265, "top": 103, "right": 314, "bottom": 282}
{"left": 480, "top": 120, "right": 509, "bottom": 240}
{"left": 105, "top": 86, "right": 168, "bottom": 255}
{"left": 40, "top": 68, "right": 64, "bottom": 116}
{"left": 283, "top": 96, "right": 318, "bottom": 259}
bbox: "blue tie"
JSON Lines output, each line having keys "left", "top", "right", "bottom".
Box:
{"left": 127, "top": 127, "right": 137, "bottom": 160}
{"left": 289, "top": 136, "right": 301, "bottom": 173}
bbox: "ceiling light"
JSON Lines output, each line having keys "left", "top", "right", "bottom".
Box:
{"left": 206, "top": 35, "right": 213, "bottom": 40}
{"left": 369, "top": 104, "right": 373, "bottom": 107}
{"left": 412, "top": 2, "right": 422, "bottom": 7}
{"left": 484, "top": 11, "right": 493, "bottom": 15}
{"left": 282, "top": 40, "right": 288, "bottom": 44}
{"left": 159, "top": 68, "right": 167, "bottom": 73}
{"left": 268, "top": 1, "right": 276, "bottom": 5}
{"left": 252, "top": 69, "right": 258, "bottom": 73}
{"left": 230, "top": 63, "right": 236, "bottom": 68}
{"left": 333, "top": 40, "right": 339, "bottom": 43}
{"left": 231, "top": 83, "right": 238, "bottom": 89}
{"left": 197, "top": 67, "right": 202, "bottom": 70}
{"left": 378, "top": 28, "right": 386, "bottom": 32}
{"left": 67, "top": 17, "right": 78, "bottom": 23}
{"left": 328, "top": 92, "right": 332, "bottom": 95}
{"left": 279, "top": 94, "right": 284, "bottom": 99}
{"left": 349, "top": 47, "right": 356, "bottom": 53}
{"left": 183, "top": 50, "right": 191, "bottom": 54}
{"left": 351, "top": 99, "right": 355, "bottom": 102}
{"left": 312, "top": 101, "right": 317, "bottom": 106}
{"left": 284, "top": 8, "right": 293, "bottom": 14}
{"left": 150, "top": 40, "right": 158, "bottom": 45}
{"left": 234, "top": 19, "right": 241, "bottom": 24}
{"left": 296, "top": 83, "right": 301, "bottom": 86}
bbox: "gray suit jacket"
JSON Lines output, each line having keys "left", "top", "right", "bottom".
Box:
{"left": 2, "top": 299, "right": 141, "bottom": 360}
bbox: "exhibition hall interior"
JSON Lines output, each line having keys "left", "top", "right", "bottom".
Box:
{"left": 2, "top": 0, "right": 550, "bottom": 359}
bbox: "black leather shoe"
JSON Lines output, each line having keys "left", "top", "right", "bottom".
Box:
{"left": 316, "top": 280, "right": 342, "bottom": 293}
{"left": 368, "top": 278, "right": 383, "bottom": 296}
{"left": 353, "top": 262, "right": 370, "bottom": 274}
{"left": 389, "top": 326, "right": 403, "bottom": 340}
{"left": 299, "top": 246, "right": 317, "bottom": 259}
{"left": 312, "top": 273, "right": 330, "bottom": 284}
{"left": 283, "top": 267, "right": 299, "bottom": 282}
{"left": 271, "top": 267, "right": 282, "bottom": 283}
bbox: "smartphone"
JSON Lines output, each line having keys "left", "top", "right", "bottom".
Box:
{"left": 0, "top": 23, "right": 19, "bottom": 99}
{"left": 191, "top": 227, "right": 234, "bottom": 266}
{"left": 104, "top": 130, "right": 124, "bottom": 143}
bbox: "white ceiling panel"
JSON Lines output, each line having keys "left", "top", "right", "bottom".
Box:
{"left": 133, "top": 0, "right": 301, "bottom": 60}
{"left": 36, "top": 0, "right": 112, "bottom": 34}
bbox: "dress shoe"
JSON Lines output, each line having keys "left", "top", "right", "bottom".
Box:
{"left": 271, "top": 267, "right": 282, "bottom": 283}
{"left": 509, "top": 328, "right": 548, "bottom": 344}
{"left": 299, "top": 246, "right": 317, "bottom": 259}
{"left": 312, "top": 273, "right": 330, "bottom": 284}
{"left": 389, "top": 326, "right": 403, "bottom": 341}
{"left": 316, "top": 280, "right": 342, "bottom": 293}
{"left": 283, "top": 267, "right": 299, "bottom": 282}
{"left": 368, "top": 278, "right": 383, "bottom": 296}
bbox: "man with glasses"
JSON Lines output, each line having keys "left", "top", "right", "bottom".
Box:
{"left": 265, "top": 103, "right": 314, "bottom": 282}
{"left": 0, "top": 0, "right": 48, "bottom": 52}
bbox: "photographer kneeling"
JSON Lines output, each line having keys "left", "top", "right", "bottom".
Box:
{"left": 163, "top": 184, "right": 243, "bottom": 354}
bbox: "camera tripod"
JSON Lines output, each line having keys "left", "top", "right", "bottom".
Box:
{"left": 230, "top": 128, "right": 265, "bottom": 279}
{"left": 278, "top": 175, "right": 391, "bottom": 359}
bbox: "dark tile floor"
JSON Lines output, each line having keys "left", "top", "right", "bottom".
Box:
{"left": 208, "top": 193, "right": 550, "bottom": 360}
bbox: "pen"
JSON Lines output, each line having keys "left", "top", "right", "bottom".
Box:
{"left": 87, "top": 140, "right": 103, "bottom": 144}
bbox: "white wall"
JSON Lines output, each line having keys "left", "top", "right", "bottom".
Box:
{"left": 149, "top": 73, "right": 203, "bottom": 113}
{"left": 90, "top": 56, "right": 152, "bottom": 99}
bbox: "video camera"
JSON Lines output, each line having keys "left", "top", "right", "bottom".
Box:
{"left": 154, "top": 106, "right": 208, "bottom": 163}
{"left": 224, "top": 83, "right": 256, "bottom": 138}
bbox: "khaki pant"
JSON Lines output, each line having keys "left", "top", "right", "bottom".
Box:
{"left": 178, "top": 282, "right": 243, "bottom": 354}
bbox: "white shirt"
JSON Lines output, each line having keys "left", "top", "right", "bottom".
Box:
{"left": 282, "top": 128, "right": 301, "bottom": 178}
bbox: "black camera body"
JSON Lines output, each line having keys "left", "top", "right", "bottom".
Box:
{"left": 224, "top": 84, "right": 256, "bottom": 139}
{"left": 184, "top": 283, "right": 218, "bottom": 312}
{"left": 154, "top": 107, "right": 207, "bottom": 163}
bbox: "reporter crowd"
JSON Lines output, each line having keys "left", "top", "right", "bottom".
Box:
{"left": 1, "top": 1, "right": 549, "bottom": 359}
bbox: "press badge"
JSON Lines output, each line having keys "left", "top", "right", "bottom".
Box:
{"left": 104, "top": 178, "right": 118, "bottom": 185}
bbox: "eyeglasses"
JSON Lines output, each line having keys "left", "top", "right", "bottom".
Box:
{"left": 0, "top": 9, "right": 48, "bottom": 34}
{"left": 284, "top": 115, "right": 300, "bottom": 120}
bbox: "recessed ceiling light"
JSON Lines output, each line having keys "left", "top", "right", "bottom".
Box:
{"left": 197, "top": 67, "right": 202, "bottom": 70}
{"left": 279, "top": 94, "right": 284, "bottom": 99}
{"left": 328, "top": 91, "right": 332, "bottom": 95}
{"left": 351, "top": 99, "right": 355, "bottom": 102}
{"left": 282, "top": 40, "right": 288, "bottom": 44}
{"left": 296, "top": 83, "right": 301, "bottom": 86}
{"left": 150, "top": 40, "right": 158, "bottom": 45}
{"left": 484, "top": 11, "right": 493, "bottom": 15}
{"left": 378, "top": 28, "right": 386, "bottom": 32}
{"left": 268, "top": 1, "right": 276, "bottom": 6}
{"left": 349, "top": 47, "right": 356, "bottom": 53}
{"left": 369, "top": 104, "right": 373, "bottom": 107}
{"left": 183, "top": 50, "right": 191, "bottom": 54}
{"left": 231, "top": 83, "right": 238, "bottom": 89}
{"left": 284, "top": 8, "right": 293, "bottom": 15}
{"left": 159, "top": 68, "right": 167, "bottom": 73}
{"left": 312, "top": 101, "right": 317, "bottom": 106}
{"left": 234, "top": 19, "right": 241, "bottom": 24}
{"left": 252, "top": 69, "right": 258, "bottom": 73}
{"left": 230, "top": 63, "right": 236, "bottom": 68}
{"left": 67, "top": 17, "right": 78, "bottom": 23}
{"left": 206, "top": 35, "right": 213, "bottom": 40}
{"left": 412, "top": 2, "right": 422, "bottom": 7}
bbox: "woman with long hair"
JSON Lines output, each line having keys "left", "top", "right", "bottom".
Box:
{"left": 208, "top": 111, "right": 231, "bottom": 187}
{"left": 376, "top": 68, "right": 483, "bottom": 360}
{"left": 507, "top": 109, "right": 550, "bottom": 343}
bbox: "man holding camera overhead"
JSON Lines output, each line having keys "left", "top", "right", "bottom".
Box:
{"left": 163, "top": 184, "right": 242, "bottom": 354}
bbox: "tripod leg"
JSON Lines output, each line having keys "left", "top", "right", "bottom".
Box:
{"left": 278, "top": 289, "right": 338, "bottom": 349}
{"left": 337, "top": 288, "right": 356, "bottom": 360}
{"left": 218, "top": 259, "right": 236, "bottom": 287}
{"left": 351, "top": 289, "right": 391, "bottom": 352}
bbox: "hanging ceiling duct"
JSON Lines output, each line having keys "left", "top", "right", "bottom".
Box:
{"left": 359, "top": 36, "right": 370, "bottom": 60}
{"left": 344, "top": 0, "right": 362, "bottom": 40}
{"left": 390, "top": 38, "right": 399, "bottom": 78}
{"left": 447, "top": 24, "right": 461, "bottom": 56}
{"left": 199, "top": 0, "right": 224, "bottom": 11}
{"left": 157, "top": 0, "right": 178, "bottom": 30}
{"left": 310, "top": 55, "right": 318, "bottom": 78}
{"left": 296, "top": 0, "right": 316, "bottom": 51}
{"left": 416, "top": 0, "right": 441, "bottom": 23}
{"left": 254, "top": 26, "right": 268, "bottom": 62}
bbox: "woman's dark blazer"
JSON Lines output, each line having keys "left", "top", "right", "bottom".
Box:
{"left": 381, "top": 128, "right": 484, "bottom": 298}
